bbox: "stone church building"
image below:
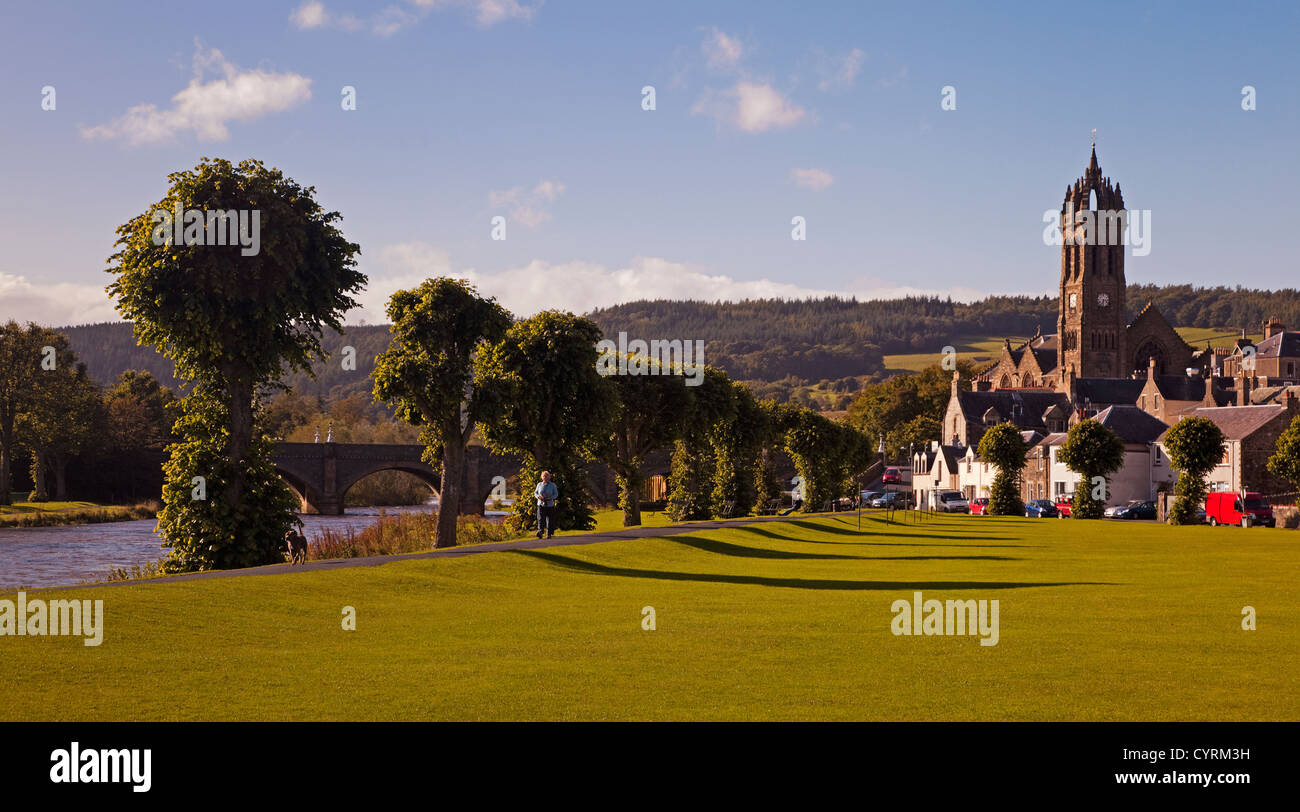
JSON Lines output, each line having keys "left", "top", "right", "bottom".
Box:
{"left": 945, "top": 147, "right": 1198, "bottom": 447}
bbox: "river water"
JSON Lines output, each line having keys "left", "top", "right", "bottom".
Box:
{"left": 0, "top": 503, "right": 507, "bottom": 591}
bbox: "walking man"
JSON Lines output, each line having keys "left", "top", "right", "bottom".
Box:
{"left": 534, "top": 470, "right": 559, "bottom": 539}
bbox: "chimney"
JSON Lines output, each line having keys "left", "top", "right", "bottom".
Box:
{"left": 1264, "top": 318, "right": 1285, "bottom": 340}
{"left": 952, "top": 369, "right": 960, "bottom": 398}
{"left": 1283, "top": 388, "right": 1300, "bottom": 414}
{"left": 1238, "top": 369, "right": 1253, "bottom": 406}
{"left": 1147, "top": 357, "right": 1156, "bottom": 381}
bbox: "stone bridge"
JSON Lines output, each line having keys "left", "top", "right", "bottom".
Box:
{"left": 271, "top": 442, "right": 797, "bottom": 515}
{"left": 272, "top": 442, "right": 520, "bottom": 516}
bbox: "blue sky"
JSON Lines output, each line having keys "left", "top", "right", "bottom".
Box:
{"left": 1, "top": 0, "right": 1296, "bottom": 325}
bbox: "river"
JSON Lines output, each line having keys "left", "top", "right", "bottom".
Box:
{"left": 0, "top": 503, "right": 508, "bottom": 591}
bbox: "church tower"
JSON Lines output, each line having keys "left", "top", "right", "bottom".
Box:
{"left": 1056, "top": 146, "right": 1127, "bottom": 378}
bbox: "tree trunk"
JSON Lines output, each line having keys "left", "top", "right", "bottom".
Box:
{"left": 29, "top": 450, "right": 49, "bottom": 501}
{"left": 0, "top": 414, "right": 13, "bottom": 505}
{"left": 437, "top": 438, "right": 465, "bottom": 548}
{"left": 53, "top": 456, "right": 68, "bottom": 501}
{"left": 226, "top": 378, "right": 254, "bottom": 510}
{"left": 617, "top": 469, "right": 643, "bottom": 527}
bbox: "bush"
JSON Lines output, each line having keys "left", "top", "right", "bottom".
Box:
{"left": 307, "top": 511, "right": 516, "bottom": 560}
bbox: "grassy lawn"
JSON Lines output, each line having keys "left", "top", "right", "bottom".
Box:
{"left": 1, "top": 512, "right": 1296, "bottom": 721}
{"left": 0, "top": 501, "right": 99, "bottom": 515}
{"left": 882, "top": 327, "right": 1260, "bottom": 374}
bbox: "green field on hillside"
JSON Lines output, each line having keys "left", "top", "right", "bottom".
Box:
{"left": 2, "top": 512, "right": 1295, "bottom": 721}
{"left": 882, "top": 327, "right": 1263, "bottom": 373}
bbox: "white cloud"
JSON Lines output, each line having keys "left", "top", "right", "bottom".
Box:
{"left": 0, "top": 273, "right": 119, "bottom": 327}
{"left": 293, "top": 0, "right": 536, "bottom": 35}
{"left": 80, "top": 44, "right": 311, "bottom": 144}
{"left": 290, "top": 1, "right": 328, "bottom": 28}
{"left": 817, "top": 47, "right": 865, "bottom": 92}
{"left": 702, "top": 28, "right": 743, "bottom": 71}
{"left": 2, "top": 262, "right": 1024, "bottom": 329}
{"left": 789, "top": 168, "right": 834, "bottom": 190}
{"left": 489, "top": 180, "right": 565, "bottom": 228}
{"left": 693, "top": 81, "right": 806, "bottom": 133}
{"left": 351, "top": 245, "right": 1008, "bottom": 322}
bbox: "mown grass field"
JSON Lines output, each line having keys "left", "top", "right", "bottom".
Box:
{"left": 1, "top": 512, "right": 1296, "bottom": 721}
{"left": 882, "top": 327, "right": 1263, "bottom": 373}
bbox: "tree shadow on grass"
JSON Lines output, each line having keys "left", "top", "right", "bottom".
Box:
{"left": 731, "top": 523, "right": 1030, "bottom": 549}
{"left": 664, "top": 536, "right": 1022, "bottom": 562}
{"left": 514, "top": 550, "right": 1107, "bottom": 591}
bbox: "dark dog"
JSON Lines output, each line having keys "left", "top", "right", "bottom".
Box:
{"left": 285, "top": 530, "right": 307, "bottom": 565}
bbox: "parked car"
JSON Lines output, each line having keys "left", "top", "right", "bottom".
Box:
{"left": 1054, "top": 496, "right": 1072, "bottom": 517}
{"left": 870, "top": 491, "right": 908, "bottom": 509}
{"left": 860, "top": 490, "right": 884, "bottom": 506}
{"left": 1104, "top": 500, "right": 1140, "bottom": 518}
{"left": 1206, "top": 492, "right": 1275, "bottom": 528}
{"left": 1113, "top": 500, "right": 1157, "bottom": 520}
{"left": 882, "top": 467, "right": 902, "bottom": 485}
{"left": 933, "top": 490, "right": 969, "bottom": 513}
{"left": 969, "top": 497, "right": 990, "bottom": 515}
{"left": 1025, "top": 498, "right": 1058, "bottom": 518}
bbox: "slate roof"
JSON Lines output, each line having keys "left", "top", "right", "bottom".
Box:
{"left": 1157, "top": 405, "right": 1287, "bottom": 442}
{"left": 956, "top": 389, "right": 1071, "bottom": 432}
{"left": 938, "top": 444, "right": 965, "bottom": 472}
{"left": 1151, "top": 374, "right": 1210, "bottom": 402}
{"left": 1252, "top": 385, "right": 1300, "bottom": 405}
{"left": 1253, "top": 331, "right": 1300, "bottom": 359}
{"left": 1073, "top": 378, "right": 1145, "bottom": 406}
{"left": 1094, "top": 405, "right": 1170, "bottom": 444}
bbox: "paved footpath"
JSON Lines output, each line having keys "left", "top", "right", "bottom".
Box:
{"left": 103, "top": 512, "right": 867, "bottom": 587}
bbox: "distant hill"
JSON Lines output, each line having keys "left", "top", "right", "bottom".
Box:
{"left": 58, "top": 322, "right": 392, "bottom": 401}
{"left": 56, "top": 284, "right": 1300, "bottom": 404}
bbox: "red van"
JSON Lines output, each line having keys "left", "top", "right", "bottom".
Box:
{"left": 1205, "top": 492, "right": 1275, "bottom": 528}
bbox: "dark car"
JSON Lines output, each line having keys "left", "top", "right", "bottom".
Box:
{"left": 1113, "top": 500, "right": 1157, "bottom": 520}
{"left": 882, "top": 467, "right": 902, "bottom": 485}
{"left": 1025, "top": 499, "right": 1058, "bottom": 518}
{"left": 870, "top": 492, "right": 903, "bottom": 509}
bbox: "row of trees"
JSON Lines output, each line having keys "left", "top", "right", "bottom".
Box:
{"left": 0, "top": 322, "right": 175, "bottom": 504}
{"left": 103, "top": 159, "right": 873, "bottom": 571}
{"left": 372, "top": 278, "right": 876, "bottom": 549}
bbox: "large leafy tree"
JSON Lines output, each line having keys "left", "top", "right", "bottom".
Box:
{"left": 596, "top": 356, "right": 693, "bottom": 526}
{"left": 847, "top": 362, "right": 976, "bottom": 461}
{"left": 108, "top": 158, "right": 364, "bottom": 571}
{"left": 0, "top": 322, "right": 59, "bottom": 504}
{"left": 710, "top": 382, "right": 770, "bottom": 517}
{"left": 1267, "top": 415, "right": 1300, "bottom": 506}
{"left": 666, "top": 366, "right": 734, "bottom": 521}
{"left": 1163, "top": 416, "right": 1226, "bottom": 525}
{"left": 784, "top": 410, "right": 865, "bottom": 512}
{"left": 1056, "top": 418, "right": 1125, "bottom": 519}
{"left": 373, "top": 278, "right": 510, "bottom": 547}
{"left": 977, "top": 422, "right": 1028, "bottom": 515}
{"left": 476, "top": 310, "right": 615, "bottom": 533}
{"left": 19, "top": 346, "right": 105, "bottom": 501}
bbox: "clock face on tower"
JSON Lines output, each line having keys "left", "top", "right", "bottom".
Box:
{"left": 1097, "top": 293, "right": 1110, "bottom": 308}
